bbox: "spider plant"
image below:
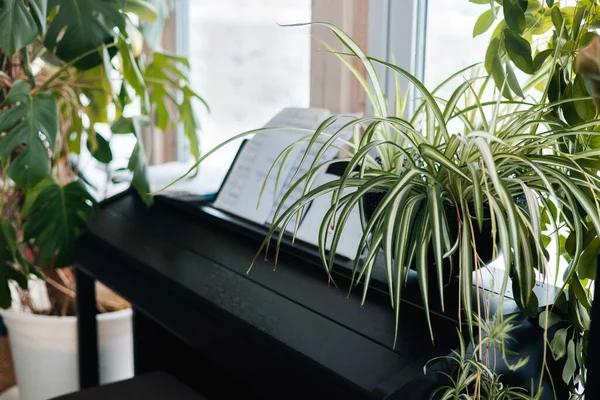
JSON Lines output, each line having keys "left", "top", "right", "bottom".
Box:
{"left": 247, "top": 24, "right": 600, "bottom": 349}
{"left": 163, "top": 28, "right": 600, "bottom": 373}
{"left": 428, "top": 315, "right": 541, "bottom": 400}
{"left": 169, "top": 23, "right": 600, "bottom": 355}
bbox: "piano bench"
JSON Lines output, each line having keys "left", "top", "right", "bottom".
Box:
{"left": 50, "top": 371, "right": 208, "bottom": 400}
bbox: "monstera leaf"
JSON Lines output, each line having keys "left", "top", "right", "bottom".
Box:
{"left": 0, "top": 0, "right": 46, "bottom": 56}
{"left": 44, "top": 0, "right": 126, "bottom": 70}
{"left": 23, "top": 181, "right": 96, "bottom": 268}
{"left": 0, "top": 81, "right": 58, "bottom": 189}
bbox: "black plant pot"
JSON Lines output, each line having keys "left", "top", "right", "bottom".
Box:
{"left": 362, "top": 190, "right": 496, "bottom": 282}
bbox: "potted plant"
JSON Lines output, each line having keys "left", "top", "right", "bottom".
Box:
{"left": 0, "top": 1, "right": 205, "bottom": 399}
{"left": 474, "top": 0, "right": 600, "bottom": 397}
{"left": 172, "top": 13, "right": 600, "bottom": 397}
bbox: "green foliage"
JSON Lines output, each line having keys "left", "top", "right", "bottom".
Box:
{"left": 469, "top": 2, "right": 600, "bottom": 394}
{"left": 0, "top": 0, "right": 205, "bottom": 310}
{"left": 166, "top": 8, "right": 600, "bottom": 399}
{"left": 128, "top": 142, "right": 153, "bottom": 206}
{"left": 23, "top": 181, "right": 96, "bottom": 267}
{"left": 177, "top": 26, "right": 600, "bottom": 371}
{"left": 143, "top": 52, "right": 205, "bottom": 159}
{"left": 0, "top": 81, "right": 58, "bottom": 189}
{"left": 504, "top": 0, "right": 526, "bottom": 33}
{"left": 112, "top": 117, "right": 153, "bottom": 205}
{"left": 0, "top": 217, "right": 28, "bottom": 308}
{"left": 0, "top": 0, "right": 43, "bottom": 56}
{"left": 86, "top": 132, "right": 113, "bottom": 164}
{"left": 430, "top": 316, "right": 541, "bottom": 400}
{"left": 504, "top": 29, "right": 533, "bottom": 74}
{"left": 45, "top": 0, "right": 126, "bottom": 70}
{"left": 474, "top": 7, "right": 500, "bottom": 37}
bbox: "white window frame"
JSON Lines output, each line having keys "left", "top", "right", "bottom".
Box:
{"left": 367, "top": 0, "right": 428, "bottom": 115}
{"left": 175, "top": 0, "right": 190, "bottom": 162}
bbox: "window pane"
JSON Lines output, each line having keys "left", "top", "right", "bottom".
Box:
{"left": 424, "top": 1, "right": 490, "bottom": 89}
{"left": 187, "top": 0, "right": 312, "bottom": 181}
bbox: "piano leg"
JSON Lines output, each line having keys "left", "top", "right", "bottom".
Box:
{"left": 75, "top": 266, "right": 99, "bottom": 389}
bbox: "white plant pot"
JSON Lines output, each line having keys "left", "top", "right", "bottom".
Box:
{"left": 1, "top": 308, "right": 133, "bottom": 400}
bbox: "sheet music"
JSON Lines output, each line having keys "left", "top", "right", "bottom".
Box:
{"left": 213, "top": 108, "right": 331, "bottom": 224}
{"left": 213, "top": 107, "right": 363, "bottom": 259}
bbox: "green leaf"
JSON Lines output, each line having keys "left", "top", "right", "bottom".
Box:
{"left": 563, "top": 339, "right": 577, "bottom": 384}
{"left": 427, "top": 184, "right": 446, "bottom": 311}
{"left": 590, "top": 16, "right": 600, "bottom": 30}
{"left": 551, "top": 328, "right": 567, "bottom": 359}
{"left": 111, "top": 117, "right": 135, "bottom": 134}
{"left": 86, "top": 131, "right": 113, "bottom": 164}
{"left": 504, "top": 28, "right": 534, "bottom": 74}
{"left": 81, "top": 63, "right": 113, "bottom": 124}
{"left": 546, "top": 0, "right": 554, "bottom": 6}
{"left": 485, "top": 38, "right": 512, "bottom": 98}
{"left": 504, "top": 0, "right": 526, "bottom": 33}
{"left": 0, "top": 0, "right": 39, "bottom": 56}
{"left": 180, "top": 88, "right": 201, "bottom": 160}
{"left": 142, "top": 51, "right": 204, "bottom": 148}
{"left": 467, "top": 164, "right": 484, "bottom": 231}
{"left": 551, "top": 5, "right": 564, "bottom": 32}
{"left": 548, "top": 68, "right": 565, "bottom": 104}
{"left": 572, "top": 6, "right": 585, "bottom": 40}
{"left": 573, "top": 74, "right": 596, "bottom": 121}
{"left": 526, "top": 0, "right": 542, "bottom": 13}
{"left": 124, "top": 0, "right": 157, "bottom": 21}
{"left": 0, "top": 81, "right": 58, "bottom": 189}
{"left": 23, "top": 181, "right": 96, "bottom": 268}
{"left": 470, "top": 0, "right": 491, "bottom": 3}
{"left": 118, "top": 35, "right": 149, "bottom": 113}
{"left": 21, "top": 176, "right": 53, "bottom": 218}
{"left": 44, "top": 0, "right": 125, "bottom": 70}
{"left": 533, "top": 49, "right": 553, "bottom": 71}
{"left": 562, "top": 83, "right": 584, "bottom": 125}
{"left": 0, "top": 218, "right": 18, "bottom": 308}
{"left": 578, "top": 237, "right": 599, "bottom": 279}
{"left": 561, "top": 6, "right": 576, "bottom": 28}
{"left": 29, "top": 0, "right": 47, "bottom": 35}
{"left": 1, "top": 217, "right": 30, "bottom": 292}
{"left": 538, "top": 310, "right": 562, "bottom": 329}
{"left": 473, "top": 8, "right": 498, "bottom": 37}
{"left": 128, "top": 142, "right": 153, "bottom": 206}
{"left": 485, "top": 37, "right": 500, "bottom": 74}
{"left": 527, "top": 12, "right": 553, "bottom": 35}
{"left": 571, "top": 277, "right": 592, "bottom": 310}
{"left": 460, "top": 201, "right": 473, "bottom": 342}
{"left": 522, "top": 290, "right": 539, "bottom": 317}
{"left": 505, "top": 62, "right": 525, "bottom": 97}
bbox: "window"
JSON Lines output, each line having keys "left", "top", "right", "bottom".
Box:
{"left": 173, "top": 0, "right": 495, "bottom": 173}
{"left": 182, "top": 0, "right": 312, "bottom": 182}
{"left": 424, "top": 0, "right": 491, "bottom": 89}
